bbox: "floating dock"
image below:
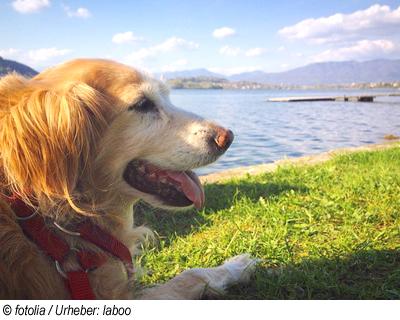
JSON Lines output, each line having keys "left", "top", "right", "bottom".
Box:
{"left": 266, "top": 93, "right": 400, "bottom": 102}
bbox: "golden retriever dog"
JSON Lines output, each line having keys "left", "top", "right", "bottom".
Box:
{"left": 0, "top": 59, "right": 257, "bottom": 299}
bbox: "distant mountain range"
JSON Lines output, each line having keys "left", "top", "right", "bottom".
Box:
{"left": 158, "top": 59, "right": 400, "bottom": 86}
{"left": 0, "top": 57, "right": 38, "bottom": 77}
{"left": 1, "top": 57, "right": 400, "bottom": 86}
{"left": 154, "top": 68, "right": 225, "bottom": 80}
{"left": 229, "top": 59, "right": 400, "bottom": 85}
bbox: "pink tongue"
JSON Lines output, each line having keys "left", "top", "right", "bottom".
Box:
{"left": 166, "top": 171, "right": 205, "bottom": 209}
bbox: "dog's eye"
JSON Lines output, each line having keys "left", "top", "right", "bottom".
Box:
{"left": 128, "top": 98, "right": 157, "bottom": 113}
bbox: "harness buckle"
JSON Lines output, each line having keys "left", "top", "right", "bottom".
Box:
{"left": 55, "top": 248, "right": 89, "bottom": 279}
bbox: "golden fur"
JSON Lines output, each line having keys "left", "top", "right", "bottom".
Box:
{"left": 0, "top": 59, "right": 256, "bottom": 299}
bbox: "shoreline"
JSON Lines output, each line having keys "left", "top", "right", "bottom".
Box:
{"left": 200, "top": 140, "right": 400, "bottom": 184}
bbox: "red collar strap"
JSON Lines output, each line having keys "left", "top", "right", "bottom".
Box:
{"left": 7, "top": 194, "right": 134, "bottom": 300}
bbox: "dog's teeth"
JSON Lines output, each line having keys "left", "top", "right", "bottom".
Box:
{"left": 137, "top": 166, "right": 146, "bottom": 175}
{"left": 148, "top": 173, "right": 157, "bottom": 181}
{"left": 176, "top": 185, "right": 182, "bottom": 192}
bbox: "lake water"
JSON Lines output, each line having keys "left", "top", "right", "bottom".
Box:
{"left": 169, "top": 89, "right": 400, "bottom": 176}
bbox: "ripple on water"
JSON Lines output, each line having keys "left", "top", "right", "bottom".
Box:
{"left": 170, "top": 89, "right": 400, "bottom": 175}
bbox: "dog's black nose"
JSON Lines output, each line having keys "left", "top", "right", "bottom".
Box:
{"left": 214, "top": 128, "right": 234, "bottom": 151}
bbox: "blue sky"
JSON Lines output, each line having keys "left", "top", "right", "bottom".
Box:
{"left": 1, "top": 0, "right": 400, "bottom": 75}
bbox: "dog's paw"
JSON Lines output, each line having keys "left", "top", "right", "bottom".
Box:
{"left": 221, "top": 253, "right": 260, "bottom": 284}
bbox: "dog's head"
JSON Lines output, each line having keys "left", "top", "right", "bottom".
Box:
{"left": 0, "top": 59, "right": 233, "bottom": 212}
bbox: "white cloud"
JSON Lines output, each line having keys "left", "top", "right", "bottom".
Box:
{"left": 207, "top": 67, "right": 223, "bottom": 74}
{"left": 125, "top": 37, "right": 198, "bottom": 65}
{"left": 313, "top": 40, "right": 396, "bottom": 62}
{"left": 212, "top": 27, "right": 237, "bottom": 39}
{"left": 28, "top": 47, "right": 73, "bottom": 61}
{"left": 220, "top": 45, "right": 242, "bottom": 56}
{"left": 225, "top": 66, "right": 262, "bottom": 76}
{"left": 112, "top": 31, "right": 146, "bottom": 44}
{"left": 12, "top": 0, "right": 50, "bottom": 14}
{"left": 278, "top": 4, "right": 400, "bottom": 43}
{"left": 74, "top": 8, "right": 91, "bottom": 18}
{"left": 125, "top": 48, "right": 155, "bottom": 63}
{"left": 219, "top": 46, "right": 268, "bottom": 57}
{"left": 62, "top": 5, "right": 91, "bottom": 18}
{"left": 0, "top": 48, "right": 20, "bottom": 58}
{"left": 244, "top": 47, "right": 268, "bottom": 56}
{"left": 161, "top": 60, "right": 187, "bottom": 72}
{"left": 154, "top": 37, "right": 199, "bottom": 52}
{"left": 292, "top": 52, "right": 303, "bottom": 58}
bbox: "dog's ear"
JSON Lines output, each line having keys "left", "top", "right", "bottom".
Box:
{"left": 0, "top": 73, "right": 29, "bottom": 109}
{"left": 0, "top": 76, "right": 108, "bottom": 208}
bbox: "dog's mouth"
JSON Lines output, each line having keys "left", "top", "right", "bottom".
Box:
{"left": 123, "top": 160, "right": 205, "bottom": 209}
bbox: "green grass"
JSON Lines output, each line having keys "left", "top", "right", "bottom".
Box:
{"left": 134, "top": 147, "right": 400, "bottom": 299}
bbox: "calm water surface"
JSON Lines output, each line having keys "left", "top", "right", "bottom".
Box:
{"left": 170, "top": 89, "right": 400, "bottom": 176}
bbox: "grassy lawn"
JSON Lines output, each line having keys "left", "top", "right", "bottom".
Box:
{"left": 135, "top": 146, "right": 400, "bottom": 299}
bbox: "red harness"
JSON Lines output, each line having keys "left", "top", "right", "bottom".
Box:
{"left": 7, "top": 194, "right": 133, "bottom": 300}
